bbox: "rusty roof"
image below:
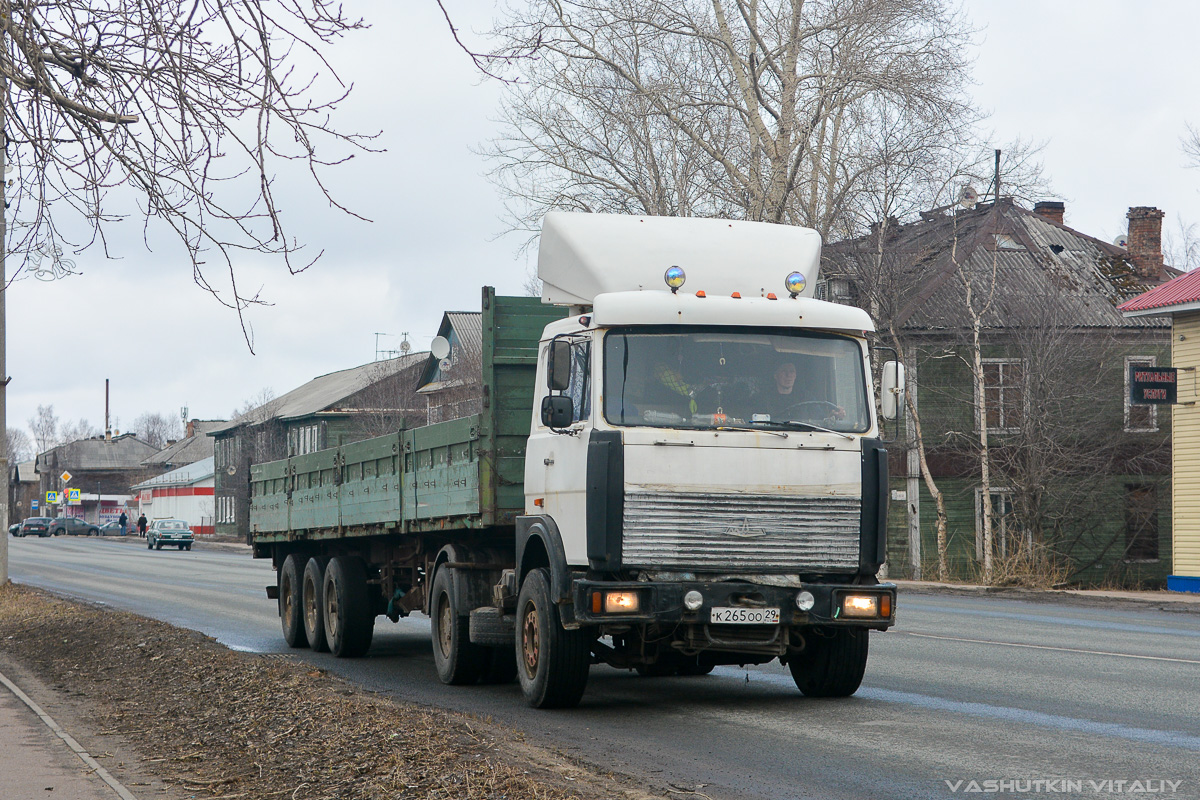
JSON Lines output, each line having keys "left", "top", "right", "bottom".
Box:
{"left": 824, "top": 199, "right": 1173, "bottom": 332}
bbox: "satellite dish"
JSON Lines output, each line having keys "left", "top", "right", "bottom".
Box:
{"left": 1113, "top": 234, "right": 1129, "bottom": 249}
{"left": 958, "top": 185, "right": 979, "bottom": 209}
{"left": 439, "top": 358, "right": 452, "bottom": 372}
{"left": 430, "top": 336, "right": 451, "bottom": 360}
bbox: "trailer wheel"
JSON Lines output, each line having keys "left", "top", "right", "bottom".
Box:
{"left": 516, "top": 568, "right": 591, "bottom": 708}
{"left": 279, "top": 553, "right": 309, "bottom": 649}
{"left": 787, "top": 627, "right": 868, "bottom": 698}
{"left": 302, "top": 556, "right": 331, "bottom": 653}
{"left": 322, "top": 556, "right": 374, "bottom": 658}
{"left": 430, "top": 567, "right": 485, "bottom": 685}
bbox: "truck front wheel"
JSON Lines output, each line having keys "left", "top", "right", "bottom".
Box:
{"left": 430, "top": 567, "right": 485, "bottom": 685}
{"left": 516, "top": 568, "right": 591, "bottom": 708}
{"left": 787, "top": 627, "right": 868, "bottom": 698}
{"left": 279, "top": 553, "right": 309, "bottom": 649}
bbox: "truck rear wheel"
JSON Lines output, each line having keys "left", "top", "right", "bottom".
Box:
{"left": 788, "top": 628, "right": 868, "bottom": 698}
{"left": 302, "top": 556, "right": 330, "bottom": 653}
{"left": 279, "top": 553, "right": 309, "bottom": 649}
{"left": 430, "top": 567, "right": 486, "bottom": 685}
{"left": 516, "top": 568, "right": 591, "bottom": 708}
{"left": 322, "top": 556, "right": 374, "bottom": 658}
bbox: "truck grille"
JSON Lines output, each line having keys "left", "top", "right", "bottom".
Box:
{"left": 622, "top": 491, "right": 860, "bottom": 571}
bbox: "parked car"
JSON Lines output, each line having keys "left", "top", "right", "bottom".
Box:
{"left": 17, "top": 517, "right": 53, "bottom": 537}
{"left": 49, "top": 517, "right": 100, "bottom": 537}
{"left": 8, "top": 522, "right": 19, "bottom": 536}
{"left": 147, "top": 519, "right": 194, "bottom": 551}
{"left": 98, "top": 521, "right": 126, "bottom": 536}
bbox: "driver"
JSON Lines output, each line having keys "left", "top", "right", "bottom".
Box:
{"left": 754, "top": 361, "right": 845, "bottom": 423}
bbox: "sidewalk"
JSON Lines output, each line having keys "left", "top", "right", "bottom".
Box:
{"left": 0, "top": 668, "right": 137, "bottom": 800}
{"left": 894, "top": 578, "right": 1200, "bottom": 610}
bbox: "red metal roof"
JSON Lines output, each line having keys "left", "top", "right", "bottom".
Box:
{"left": 1119, "top": 268, "right": 1200, "bottom": 313}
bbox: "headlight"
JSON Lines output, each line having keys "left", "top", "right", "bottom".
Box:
{"left": 841, "top": 594, "right": 879, "bottom": 618}
{"left": 605, "top": 591, "right": 640, "bottom": 613}
{"left": 683, "top": 590, "right": 704, "bottom": 611}
{"left": 795, "top": 590, "right": 815, "bottom": 611}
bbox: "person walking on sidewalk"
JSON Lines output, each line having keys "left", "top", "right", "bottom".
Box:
{"left": 137, "top": 513, "right": 148, "bottom": 538}
{"left": 118, "top": 511, "right": 128, "bottom": 537}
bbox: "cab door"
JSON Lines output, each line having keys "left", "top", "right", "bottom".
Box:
{"left": 524, "top": 337, "right": 593, "bottom": 566}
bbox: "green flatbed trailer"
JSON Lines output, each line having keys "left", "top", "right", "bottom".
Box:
{"left": 250, "top": 288, "right": 564, "bottom": 656}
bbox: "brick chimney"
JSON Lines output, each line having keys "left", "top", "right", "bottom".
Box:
{"left": 1126, "top": 206, "right": 1164, "bottom": 279}
{"left": 1033, "top": 201, "right": 1064, "bottom": 225}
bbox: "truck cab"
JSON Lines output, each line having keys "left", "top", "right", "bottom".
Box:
{"left": 509, "top": 213, "right": 900, "bottom": 707}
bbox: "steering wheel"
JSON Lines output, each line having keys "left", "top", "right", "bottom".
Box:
{"left": 781, "top": 399, "right": 843, "bottom": 418}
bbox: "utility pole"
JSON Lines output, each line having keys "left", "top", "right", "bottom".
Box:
{"left": 1, "top": 64, "right": 9, "bottom": 585}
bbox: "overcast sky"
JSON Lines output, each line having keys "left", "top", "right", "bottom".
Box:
{"left": 6, "top": 0, "right": 1200, "bottom": 455}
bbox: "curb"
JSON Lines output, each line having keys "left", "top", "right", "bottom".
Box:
{"left": 0, "top": 666, "right": 140, "bottom": 800}
{"left": 894, "top": 580, "right": 1200, "bottom": 613}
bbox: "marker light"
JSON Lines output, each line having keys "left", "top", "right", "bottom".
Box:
{"left": 842, "top": 594, "right": 879, "bottom": 618}
{"left": 795, "top": 590, "right": 816, "bottom": 611}
{"left": 731, "top": 292, "right": 741, "bottom": 299}
{"left": 695, "top": 290, "right": 707, "bottom": 298}
{"left": 785, "top": 271, "right": 807, "bottom": 297}
{"left": 767, "top": 293, "right": 778, "bottom": 300}
{"left": 684, "top": 590, "right": 704, "bottom": 611}
{"left": 604, "top": 591, "right": 641, "bottom": 613}
{"left": 665, "top": 266, "right": 686, "bottom": 292}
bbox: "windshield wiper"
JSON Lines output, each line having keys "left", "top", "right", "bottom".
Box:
{"left": 713, "top": 424, "right": 789, "bottom": 438}
{"left": 753, "top": 420, "right": 854, "bottom": 440}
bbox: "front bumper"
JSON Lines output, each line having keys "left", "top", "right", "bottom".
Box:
{"left": 571, "top": 579, "right": 896, "bottom": 629}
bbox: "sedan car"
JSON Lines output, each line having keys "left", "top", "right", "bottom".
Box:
{"left": 98, "top": 521, "right": 126, "bottom": 536}
{"left": 50, "top": 516, "right": 100, "bottom": 537}
{"left": 17, "top": 517, "right": 54, "bottom": 537}
{"left": 8, "top": 522, "right": 19, "bottom": 536}
{"left": 147, "top": 519, "right": 195, "bottom": 551}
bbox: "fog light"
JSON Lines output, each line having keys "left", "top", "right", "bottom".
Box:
{"left": 795, "top": 590, "right": 815, "bottom": 611}
{"left": 604, "top": 591, "right": 640, "bottom": 613}
{"left": 842, "top": 594, "right": 879, "bottom": 618}
{"left": 683, "top": 590, "right": 703, "bottom": 611}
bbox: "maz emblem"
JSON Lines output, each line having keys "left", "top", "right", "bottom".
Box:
{"left": 722, "top": 519, "right": 767, "bottom": 538}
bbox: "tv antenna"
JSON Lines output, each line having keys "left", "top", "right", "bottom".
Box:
{"left": 374, "top": 332, "right": 402, "bottom": 361}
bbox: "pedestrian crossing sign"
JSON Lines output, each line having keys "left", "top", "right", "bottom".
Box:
{"left": 67, "top": 489, "right": 81, "bottom": 504}
{"left": 46, "top": 491, "right": 60, "bottom": 504}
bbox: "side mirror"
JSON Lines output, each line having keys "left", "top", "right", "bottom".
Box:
{"left": 547, "top": 340, "right": 572, "bottom": 392}
{"left": 880, "top": 360, "right": 906, "bottom": 421}
{"left": 541, "top": 395, "right": 575, "bottom": 428}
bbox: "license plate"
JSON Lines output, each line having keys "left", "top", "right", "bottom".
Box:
{"left": 709, "top": 607, "right": 780, "bottom": 624}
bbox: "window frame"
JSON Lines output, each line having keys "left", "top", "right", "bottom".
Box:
{"left": 975, "top": 357, "right": 1026, "bottom": 434}
{"left": 974, "top": 487, "right": 1028, "bottom": 560}
{"left": 1124, "top": 355, "right": 1159, "bottom": 433}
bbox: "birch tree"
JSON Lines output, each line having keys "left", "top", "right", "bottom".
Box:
{"left": 488, "top": 0, "right": 978, "bottom": 238}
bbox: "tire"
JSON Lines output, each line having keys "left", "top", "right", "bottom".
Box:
{"left": 302, "top": 557, "right": 330, "bottom": 653}
{"left": 430, "top": 567, "right": 485, "bottom": 685}
{"left": 278, "top": 553, "right": 309, "bottom": 649}
{"left": 516, "top": 568, "right": 592, "bottom": 708}
{"left": 147, "top": 540, "right": 153, "bottom": 550}
{"left": 184, "top": 544, "right": 192, "bottom": 551}
{"left": 89, "top": 528, "right": 99, "bottom": 536}
{"left": 787, "top": 627, "right": 869, "bottom": 698}
{"left": 155, "top": 542, "right": 163, "bottom": 550}
{"left": 322, "top": 556, "right": 374, "bottom": 658}
{"left": 678, "top": 658, "right": 715, "bottom": 677}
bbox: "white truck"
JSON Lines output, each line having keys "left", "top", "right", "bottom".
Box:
{"left": 253, "top": 212, "right": 902, "bottom": 708}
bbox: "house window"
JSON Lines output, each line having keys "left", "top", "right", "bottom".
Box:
{"left": 978, "top": 359, "right": 1025, "bottom": 433}
{"left": 994, "top": 234, "right": 1024, "bottom": 251}
{"left": 975, "top": 488, "right": 1027, "bottom": 560}
{"left": 1124, "top": 356, "right": 1158, "bottom": 433}
{"left": 289, "top": 424, "right": 322, "bottom": 456}
{"left": 1124, "top": 484, "right": 1159, "bottom": 562}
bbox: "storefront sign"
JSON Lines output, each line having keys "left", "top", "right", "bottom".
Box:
{"left": 1129, "top": 366, "right": 1178, "bottom": 405}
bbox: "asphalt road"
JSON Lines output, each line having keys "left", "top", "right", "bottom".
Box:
{"left": 8, "top": 535, "right": 1200, "bottom": 799}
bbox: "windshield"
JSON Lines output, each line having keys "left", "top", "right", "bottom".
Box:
{"left": 603, "top": 328, "right": 870, "bottom": 433}
{"left": 158, "top": 520, "right": 188, "bottom": 530}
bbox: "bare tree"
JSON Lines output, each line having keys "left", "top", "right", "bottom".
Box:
{"left": 5, "top": 427, "right": 31, "bottom": 464}
{"left": 487, "top": 0, "right": 980, "bottom": 239}
{"left": 28, "top": 404, "right": 58, "bottom": 455}
{"left": 58, "top": 418, "right": 100, "bottom": 444}
{"left": 1184, "top": 122, "right": 1200, "bottom": 170}
{"left": 232, "top": 388, "right": 279, "bottom": 425}
{"left": 1, "top": 0, "right": 376, "bottom": 335}
{"left": 1164, "top": 214, "right": 1200, "bottom": 272}
{"left": 130, "top": 412, "right": 184, "bottom": 450}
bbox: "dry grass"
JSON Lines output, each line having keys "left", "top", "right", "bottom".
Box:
{"left": 0, "top": 583, "right": 636, "bottom": 800}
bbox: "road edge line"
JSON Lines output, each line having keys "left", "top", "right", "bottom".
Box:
{"left": 0, "top": 666, "right": 140, "bottom": 800}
